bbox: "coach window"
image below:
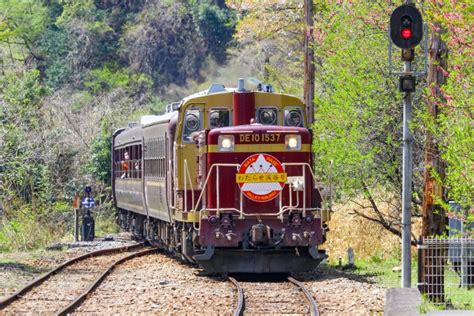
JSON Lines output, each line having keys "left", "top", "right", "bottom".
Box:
{"left": 126, "top": 145, "right": 141, "bottom": 179}
{"left": 119, "top": 148, "right": 130, "bottom": 178}
{"left": 209, "top": 108, "right": 230, "bottom": 129}
{"left": 136, "top": 145, "right": 142, "bottom": 178}
{"left": 284, "top": 107, "right": 304, "bottom": 127}
{"left": 114, "top": 148, "right": 125, "bottom": 178}
{"left": 257, "top": 107, "right": 278, "bottom": 125}
{"left": 183, "top": 108, "right": 202, "bottom": 142}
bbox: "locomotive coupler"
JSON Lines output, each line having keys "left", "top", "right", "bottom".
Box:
{"left": 251, "top": 223, "right": 271, "bottom": 245}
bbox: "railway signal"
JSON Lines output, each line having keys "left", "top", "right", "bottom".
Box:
{"left": 399, "top": 75, "right": 416, "bottom": 93}
{"left": 388, "top": 2, "right": 426, "bottom": 289}
{"left": 390, "top": 4, "right": 423, "bottom": 49}
{"left": 81, "top": 197, "right": 95, "bottom": 209}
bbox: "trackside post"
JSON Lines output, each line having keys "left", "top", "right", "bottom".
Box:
{"left": 389, "top": 1, "right": 425, "bottom": 288}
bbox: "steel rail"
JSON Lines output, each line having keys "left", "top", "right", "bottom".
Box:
{"left": 58, "top": 247, "right": 158, "bottom": 315}
{"left": 0, "top": 242, "right": 143, "bottom": 309}
{"left": 228, "top": 277, "right": 244, "bottom": 316}
{"left": 287, "top": 276, "right": 319, "bottom": 316}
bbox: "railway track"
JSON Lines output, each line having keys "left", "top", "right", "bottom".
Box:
{"left": 0, "top": 243, "right": 157, "bottom": 315}
{"left": 230, "top": 275, "right": 319, "bottom": 316}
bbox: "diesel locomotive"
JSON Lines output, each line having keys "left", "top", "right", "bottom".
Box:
{"left": 112, "top": 79, "right": 331, "bottom": 273}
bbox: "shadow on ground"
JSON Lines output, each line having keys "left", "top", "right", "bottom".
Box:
{"left": 0, "top": 262, "right": 50, "bottom": 275}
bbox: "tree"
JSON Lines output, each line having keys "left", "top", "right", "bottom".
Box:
{"left": 0, "top": 0, "right": 48, "bottom": 63}
{"left": 122, "top": 1, "right": 235, "bottom": 91}
{"left": 424, "top": 1, "right": 473, "bottom": 225}
{"left": 233, "top": 0, "right": 472, "bottom": 241}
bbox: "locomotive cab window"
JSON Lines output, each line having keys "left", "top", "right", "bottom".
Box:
{"left": 256, "top": 107, "right": 278, "bottom": 125}
{"left": 284, "top": 107, "right": 304, "bottom": 127}
{"left": 183, "top": 108, "right": 202, "bottom": 142}
{"left": 209, "top": 108, "right": 230, "bottom": 129}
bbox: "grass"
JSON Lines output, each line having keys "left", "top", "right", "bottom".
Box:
{"left": 324, "top": 199, "right": 416, "bottom": 263}
{"left": 0, "top": 203, "right": 119, "bottom": 252}
{"left": 418, "top": 268, "right": 474, "bottom": 313}
{"left": 0, "top": 213, "right": 66, "bottom": 252}
{"left": 350, "top": 256, "right": 418, "bottom": 288}
{"left": 322, "top": 198, "right": 421, "bottom": 290}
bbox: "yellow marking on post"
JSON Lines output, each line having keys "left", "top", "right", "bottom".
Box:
{"left": 72, "top": 193, "right": 79, "bottom": 209}
{"left": 236, "top": 173, "right": 287, "bottom": 183}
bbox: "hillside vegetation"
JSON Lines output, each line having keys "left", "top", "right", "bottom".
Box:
{"left": 0, "top": 0, "right": 236, "bottom": 249}
{"left": 0, "top": 0, "right": 472, "bottom": 251}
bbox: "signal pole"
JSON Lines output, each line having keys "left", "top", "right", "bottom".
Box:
{"left": 304, "top": 0, "right": 314, "bottom": 124}
{"left": 389, "top": 1, "right": 423, "bottom": 288}
{"left": 401, "top": 54, "right": 413, "bottom": 288}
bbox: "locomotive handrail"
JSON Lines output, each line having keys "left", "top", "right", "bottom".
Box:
{"left": 280, "top": 181, "right": 301, "bottom": 214}
{"left": 183, "top": 159, "right": 195, "bottom": 212}
{"left": 191, "top": 162, "right": 328, "bottom": 231}
{"left": 191, "top": 163, "right": 240, "bottom": 231}
{"left": 201, "top": 207, "right": 322, "bottom": 218}
{"left": 282, "top": 162, "right": 328, "bottom": 211}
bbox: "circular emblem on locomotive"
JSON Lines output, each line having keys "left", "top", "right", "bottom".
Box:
{"left": 236, "top": 154, "right": 287, "bottom": 202}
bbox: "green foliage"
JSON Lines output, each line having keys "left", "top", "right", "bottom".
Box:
{"left": 0, "top": 69, "right": 45, "bottom": 109}
{"left": 1, "top": 70, "right": 50, "bottom": 206}
{"left": 122, "top": 0, "right": 236, "bottom": 89}
{"left": 0, "top": 203, "right": 70, "bottom": 251}
{"left": 87, "top": 121, "right": 112, "bottom": 184}
{"left": 145, "top": 96, "right": 168, "bottom": 115}
{"left": 83, "top": 66, "right": 151, "bottom": 95}
{"left": 348, "top": 256, "right": 418, "bottom": 288}
{"left": 191, "top": 0, "right": 236, "bottom": 63}
{"left": 424, "top": 1, "right": 474, "bottom": 211}
{"left": 0, "top": 0, "right": 48, "bottom": 47}
{"left": 312, "top": 2, "right": 407, "bottom": 201}
{"left": 36, "top": 26, "right": 71, "bottom": 88}
{"left": 0, "top": 0, "right": 235, "bottom": 251}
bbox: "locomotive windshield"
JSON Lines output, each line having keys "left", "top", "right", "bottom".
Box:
{"left": 257, "top": 107, "right": 278, "bottom": 125}
{"left": 183, "top": 108, "right": 202, "bottom": 142}
{"left": 284, "top": 107, "right": 304, "bottom": 127}
{"left": 209, "top": 108, "right": 230, "bottom": 129}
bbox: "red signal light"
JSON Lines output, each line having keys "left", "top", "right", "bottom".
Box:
{"left": 401, "top": 27, "right": 412, "bottom": 39}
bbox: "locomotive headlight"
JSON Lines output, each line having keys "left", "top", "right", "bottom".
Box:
{"left": 285, "top": 134, "right": 301, "bottom": 150}
{"left": 218, "top": 135, "right": 234, "bottom": 151}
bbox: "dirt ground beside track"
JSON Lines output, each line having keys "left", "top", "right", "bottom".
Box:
{"left": 0, "top": 233, "right": 136, "bottom": 299}
{"left": 0, "top": 234, "right": 386, "bottom": 315}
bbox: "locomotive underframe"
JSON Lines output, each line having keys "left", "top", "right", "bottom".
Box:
{"left": 118, "top": 206, "right": 328, "bottom": 273}
{"left": 195, "top": 247, "right": 327, "bottom": 274}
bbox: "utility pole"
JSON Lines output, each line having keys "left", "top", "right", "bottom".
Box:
{"left": 421, "top": 22, "right": 448, "bottom": 303}
{"left": 422, "top": 23, "right": 447, "bottom": 238}
{"left": 303, "top": 0, "right": 314, "bottom": 124}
